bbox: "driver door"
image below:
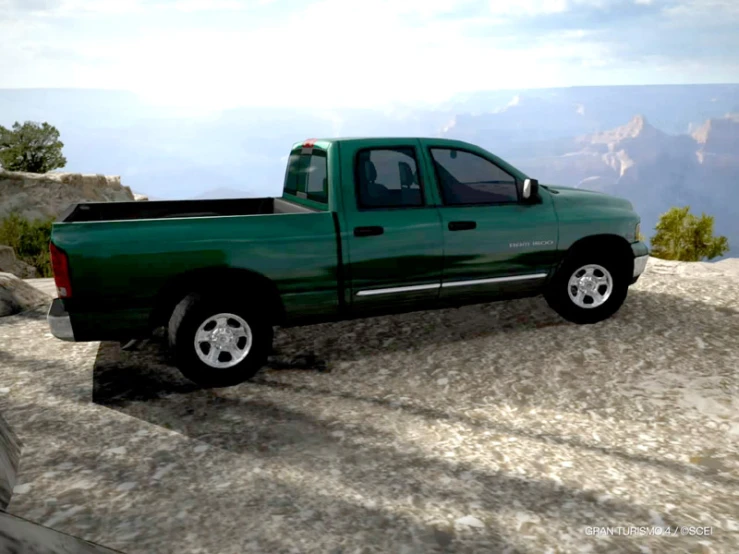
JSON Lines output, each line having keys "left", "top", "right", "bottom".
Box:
{"left": 426, "top": 146, "right": 559, "bottom": 304}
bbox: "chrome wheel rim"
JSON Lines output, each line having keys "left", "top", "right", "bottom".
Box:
{"left": 567, "top": 264, "right": 613, "bottom": 309}
{"left": 194, "top": 313, "right": 253, "bottom": 369}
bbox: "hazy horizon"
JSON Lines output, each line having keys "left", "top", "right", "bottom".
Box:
{"left": 2, "top": 82, "right": 739, "bottom": 111}
{"left": 2, "top": 83, "right": 738, "bottom": 199}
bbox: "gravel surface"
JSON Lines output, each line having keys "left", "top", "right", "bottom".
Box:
{"left": 1, "top": 258, "right": 738, "bottom": 554}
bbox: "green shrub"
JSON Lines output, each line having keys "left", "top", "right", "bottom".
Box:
{"left": 650, "top": 206, "right": 729, "bottom": 262}
{"left": 0, "top": 212, "right": 54, "bottom": 277}
{"left": 0, "top": 121, "right": 67, "bottom": 173}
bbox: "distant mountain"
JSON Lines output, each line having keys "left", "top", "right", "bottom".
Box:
{"left": 509, "top": 114, "right": 739, "bottom": 259}
{"left": 193, "top": 187, "right": 257, "bottom": 199}
{"left": 692, "top": 113, "right": 739, "bottom": 161}
{"left": 442, "top": 84, "right": 739, "bottom": 142}
{"left": 2, "top": 84, "right": 737, "bottom": 200}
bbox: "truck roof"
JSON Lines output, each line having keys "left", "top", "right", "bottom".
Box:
{"left": 291, "top": 137, "right": 481, "bottom": 150}
{"left": 289, "top": 136, "right": 531, "bottom": 183}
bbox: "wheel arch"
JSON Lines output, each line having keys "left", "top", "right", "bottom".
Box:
{"left": 556, "top": 234, "right": 634, "bottom": 278}
{"left": 149, "top": 267, "right": 285, "bottom": 330}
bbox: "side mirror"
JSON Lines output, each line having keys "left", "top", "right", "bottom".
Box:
{"left": 522, "top": 178, "right": 539, "bottom": 201}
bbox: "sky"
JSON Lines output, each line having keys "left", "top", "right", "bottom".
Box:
{"left": 0, "top": 0, "right": 738, "bottom": 109}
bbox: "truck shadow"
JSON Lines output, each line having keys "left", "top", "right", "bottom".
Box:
{"left": 83, "top": 289, "right": 739, "bottom": 552}
{"left": 88, "top": 287, "right": 739, "bottom": 490}
{"left": 91, "top": 288, "right": 739, "bottom": 405}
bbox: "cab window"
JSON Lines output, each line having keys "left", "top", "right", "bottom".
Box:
{"left": 430, "top": 148, "right": 518, "bottom": 205}
{"left": 355, "top": 147, "right": 424, "bottom": 209}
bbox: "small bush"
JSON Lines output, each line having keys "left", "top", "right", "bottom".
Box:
{"left": 0, "top": 212, "right": 54, "bottom": 277}
{"left": 0, "top": 121, "right": 67, "bottom": 173}
{"left": 650, "top": 206, "right": 729, "bottom": 262}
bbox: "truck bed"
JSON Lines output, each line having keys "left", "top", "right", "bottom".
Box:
{"left": 57, "top": 197, "right": 317, "bottom": 223}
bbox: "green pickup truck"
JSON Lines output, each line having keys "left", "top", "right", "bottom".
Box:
{"left": 48, "top": 137, "right": 649, "bottom": 387}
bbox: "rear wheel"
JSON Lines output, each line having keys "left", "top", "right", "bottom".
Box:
{"left": 544, "top": 251, "right": 629, "bottom": 324}
{"left": 168, "top": 293, "right": 272, "bottom": 387}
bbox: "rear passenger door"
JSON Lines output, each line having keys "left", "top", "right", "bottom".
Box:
{"left": 339, "top": 139, "right": 445, "bottom": 315}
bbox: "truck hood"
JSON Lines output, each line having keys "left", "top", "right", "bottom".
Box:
{"left": 543, "top": 184, "right": 634, "bottom": 212}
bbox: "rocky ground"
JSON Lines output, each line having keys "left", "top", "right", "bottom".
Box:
{"left": 0, "top": 258, "right": 738, "bottom": 554}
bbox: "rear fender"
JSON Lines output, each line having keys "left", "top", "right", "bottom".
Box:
{"left": 149, "top": 267, "right": 285, "bottom": 329}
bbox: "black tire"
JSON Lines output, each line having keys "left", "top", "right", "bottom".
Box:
{"left": 168, "top": 293, "right": 273, "bottom": 387}
{"left": 544, "top": 250, "right": 630, "bottom": 324}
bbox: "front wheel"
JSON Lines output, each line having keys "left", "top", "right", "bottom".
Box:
{"left": 544, "top": 253, "right": 629, "bottom": 324}
{"left": 168, "top": 294, "right": 273, "bottom": 387}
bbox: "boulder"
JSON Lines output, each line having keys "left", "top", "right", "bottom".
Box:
{"left": 0, "top": 272, "right": 52, "bottom": 317}
{"left": 0, "top": 246, "right": 37, "bottom": 279}
{"left": 0, "top": 169, "right": 136, "bottom": 222}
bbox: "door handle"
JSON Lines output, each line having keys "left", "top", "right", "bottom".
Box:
{"left": 354, "top": 226, "right": 384, "bottom": 237}
{"left": 448, "top": 221, "right": 477, "bottom": 231}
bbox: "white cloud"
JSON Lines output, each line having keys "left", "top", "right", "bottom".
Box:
{"left": 1, "top": 0, "right": 737, "bottom": 108}
{"left": 486, "top": 0, "right": 569, "bottom": 16}
{"left": 6, "top": 0, "right": 271, "bottom": 17}
{"left": 126, "top": 20, "right": 612, "bottom": 108}
{"left": 170, "top": 0, "right": 274, "bottom": 12}
{"left": 484, "top": 0, "right": 648, "bottom": 15}
{"left": 662, "top": 0, "right": 739, "bottom": 22}
{"left": 50, "top": 0, "right": 144, "bottom": 15}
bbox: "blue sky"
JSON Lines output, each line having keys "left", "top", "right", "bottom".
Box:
{"left": 0, "top": 0, "right": 737, "bottom": 108}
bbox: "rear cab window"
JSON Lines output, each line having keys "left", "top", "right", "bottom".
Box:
{"left": 282, "top": 140, "right": 330, "bottom": 210}
{"left": 305, "top": 151, "right": 328, "bottom": 204}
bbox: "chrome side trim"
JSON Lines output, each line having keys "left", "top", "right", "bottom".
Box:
{"left": 442, "top": 273, "right": 549, "bottom": 288}
{"left": 355, "top": 273, "right": 549, "bottom": 296}
{"left": 633, "top": 254, "right": 649, "bottom": 278}
{"left": 355, "top": 283, "right": 441, "bottom": 297}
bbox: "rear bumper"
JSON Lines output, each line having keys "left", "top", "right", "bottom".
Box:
{"left": 47, "top": 298, "right": 75, "bottom": 341}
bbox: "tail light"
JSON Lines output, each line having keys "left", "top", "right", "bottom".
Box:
{"left": 49, "top": 242, "right": 72, "bottom": 298}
